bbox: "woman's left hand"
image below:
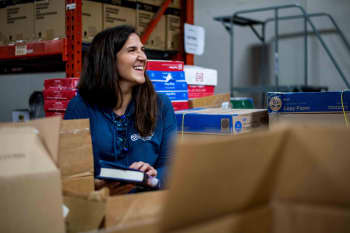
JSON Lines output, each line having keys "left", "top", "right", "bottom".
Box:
{"left": 129, "top": 161, "right": 157, "bottom": 177}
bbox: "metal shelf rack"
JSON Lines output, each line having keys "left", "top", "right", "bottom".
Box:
{"left": 214, "top": 4, "right": 350, "bottom": 97}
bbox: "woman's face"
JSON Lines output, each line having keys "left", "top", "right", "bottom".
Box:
{"left": 116, "top": 33, "right": 147, "bottom": 87}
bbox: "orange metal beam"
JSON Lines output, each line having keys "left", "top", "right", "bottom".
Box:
{"left": 141, "top": 0, "right": 172, "bottom": 44}
{"left": 185, "top": 0, "right": 194, "bottom": 65}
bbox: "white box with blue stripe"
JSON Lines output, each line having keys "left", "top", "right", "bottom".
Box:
{"left": 267, "top": 91, "right": 350, "bottom": 113}
{"left": 176, "top": 108, "right": 268, "bottom": 134}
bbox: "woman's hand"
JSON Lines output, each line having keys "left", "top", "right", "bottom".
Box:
{"left": 129, "top": 161, "right": 159, "bottom": 188}
{"left": 129, "top": 161, "right": 158, "bottom": 177}
{"left": 94, "top": 179, "right": 135, "bottom": 195}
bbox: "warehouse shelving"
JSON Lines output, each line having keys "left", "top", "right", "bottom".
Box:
{"left": 214, "top": 4, "right": 350, "bottom": 97}
{"left": 0, "top": 0, "right": 194, "bottom": 77}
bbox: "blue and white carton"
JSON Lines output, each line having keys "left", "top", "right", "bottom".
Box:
{"left": 266, "top": 91, "right": 350, "bottom": 113}
{"left": 175, "top": 108, "right": 268, "bottom": 134}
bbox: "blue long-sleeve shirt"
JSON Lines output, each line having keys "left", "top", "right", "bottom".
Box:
{"left": 64, "top": 93, "right": 177, "bottom": 189}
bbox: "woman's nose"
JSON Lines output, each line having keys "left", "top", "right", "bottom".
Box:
{"left": 137, "top": 50, "right": 147, "bottom": 61}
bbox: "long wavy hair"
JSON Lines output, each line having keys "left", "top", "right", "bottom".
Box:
{"left": 78, "top": 25, "right": 158, "bottom": 137}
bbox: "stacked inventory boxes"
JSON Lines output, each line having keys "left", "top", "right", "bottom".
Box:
{"left": 146, "top": 60, "right": 188, "bottom": 111}
{"left": 184, "top": 65, "right": 218, "bottom": 98}
{"left": 43, "top": 78, "right": 79, "bottom": 117}
{"left": 267, "top": 91, "right": 350, "bottom": 126}
{"left": 102, "top": 0, "right": 136, "bottom": 30}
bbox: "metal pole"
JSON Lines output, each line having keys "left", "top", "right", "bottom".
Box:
{"left": 304, "top": 15, "right": 308, "bottom": 86}
{"left": 274, "top": 9, "right": 279, "bottom": 87}
{"left": 230, "top": 16, "right": 234, "bottom": 97}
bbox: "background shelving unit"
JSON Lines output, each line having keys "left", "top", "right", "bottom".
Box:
{"left": 0, "top": 0, "right": 194, "bottom": 77}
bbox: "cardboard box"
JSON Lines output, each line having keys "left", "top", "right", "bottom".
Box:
{"left": 34, "top": 0, "right": 65, "bottom": 40}
{"left": 176, "top": 108, "right": 268, "bottom": 135}
{"left": 165, "top": 8, "right": 181, "bottom": 51}
{"left": 82, "top": 0, "right": 103, "bottom": 42}
{"left": 2, "top": 2, "right": 34, "bottom": 43}
{"left": 103, "top": 1, "right": 136, "bottom": 30}
{"left": 64, "top": 190, "right": 167, "bottom": 233}
{"left": 188, "top": 93, "right": 230, "bottom": 108}
{"left": 147, "top": 70, "right": 187, "bottom": 92}
{"left": 43, "top": 88, "right": 77, "bottom": 100}
{"left": 184, "top": 65, "right": 218, "bottom": 86}
{"left": 0, "top": 117, "right": 65, "bottom": 233}
{"left": 146, "top": 60, "right": 184, "bottom": 71}
{"left": 136, "top": 2, "right": 165, "bottom": 50}
{"left": 187, "top": 84, "right": 215, "bottom": 98}
{"left": 59, "top": 119, "right": 95, "bottom": 194}
{"left": 160, "top": 123, "right": 350, "bottom": 233}
{"left": 44, "top": 99, "right": 70, "bottom": 111}
{"left": 269, "top": 112, "right": 349, "bottom": 126}
{"left": 266, "top": 91, "right": 350, "bottom": 113}
{"left": 44, "top": 78, "right": 80, "bottom": 89}
{"left": 0, "top": 6, "right": 7, "bottom": 45}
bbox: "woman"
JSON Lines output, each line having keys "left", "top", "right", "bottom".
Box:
{"left": 64, "top": 25, "right": 177, "bottom": 194}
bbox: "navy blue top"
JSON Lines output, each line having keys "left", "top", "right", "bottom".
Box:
{"left": 64, "top": 93, "right": 177, "bottom": 189}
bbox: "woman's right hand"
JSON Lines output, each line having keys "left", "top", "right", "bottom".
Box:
{"left": 94, "top": 179, "right": 135, "bottom": 195}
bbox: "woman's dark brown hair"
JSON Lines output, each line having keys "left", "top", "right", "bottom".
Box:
{"left": 78, "top": 25, "right": 158, "bottom": 137}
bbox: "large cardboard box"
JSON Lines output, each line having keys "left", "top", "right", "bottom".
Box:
{"left": 136, "top": 2, "right": 165, "bottom": 50}
{"left": 34, "top": 0, "right": 65, "bottom": 40}
{"left": 2, "top": 2, "right": 34, "bottom": 44}
{"left": 0, "top": 117, "right": 65, "bottom": 233}
{"left": 160, "top": 123, "right": 350, "bottom": 233}
{"left": 103, "top": 0, "right": 136, "bottom": 30}
{"left": 82, "top": 0, "right": 103, "bottom": 42}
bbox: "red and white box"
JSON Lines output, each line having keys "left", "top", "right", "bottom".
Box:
{"left": 44, "top": 78, "right": 79, "bottom": 89}
{"left": 44, "top": 100, "right": 70, "bottom": 112}
{"left": 146, "top": 60, "right": 184, "bottom": 71}
{"left": 43, "top": 88, "right": 77, "bottom": 100}
{"left": 184, "top": 65, "right": 217, "bottom": 99}
{"left": 187, "top": 85, "right": 215, "bottom": 98}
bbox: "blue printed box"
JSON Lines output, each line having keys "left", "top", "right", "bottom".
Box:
{"left": 267, "top": 91, "right": 350, "bottom": 113}
{"left": 175, "top": 108, "right": 268, "bottom": 134}
{"left": 147, "top": 70, "right": 187, "bottom": 91}
{"left": 160, "top": 90, "right": 188, "bottom": 101}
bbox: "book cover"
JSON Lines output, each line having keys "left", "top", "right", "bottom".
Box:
{"left": 96, "top": 161, "right": 148, "bottom": 186}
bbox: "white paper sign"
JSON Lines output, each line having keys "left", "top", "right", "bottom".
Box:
{"left": 184, "top": 23, "right": 205, "bottom": 55}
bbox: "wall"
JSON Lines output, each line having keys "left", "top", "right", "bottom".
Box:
{"left": 0, "top": 72, "right": 65, "bottom": 122}
{"left": 194, "top": 0, "right": 350, "bottom": 107}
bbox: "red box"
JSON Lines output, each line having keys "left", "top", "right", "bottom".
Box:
{"left": 45, "top": 111, "right": 65, "bottom": 118}
{"left": 172, "top": 101, "right": 189, "bottom": 111}
{"left": 43, "top": 88, "right": 77, "bottom": 100}
{"left": 44, "top": 100, "right": 70, "bottom": 111}
{"left": 188, "top": 85, "right": 215, "bottom": 98}
{"left": 146, "top": 60, "right": 184, "bottom": 71}
{"left": 44, "top": 78, "right": 79, "bottom": 89}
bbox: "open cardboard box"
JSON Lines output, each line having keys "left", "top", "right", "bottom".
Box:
{"left": 161, "top": 123, "right": 350, "bottom": 233}
{"left": 101, "top": 122, "right": 350, "bottom": 233}
{"left": 0, "top": 117, "right": 65, "bottom": 233}
{"left": 60, "top": 119, "right": 167, "bottom": 233}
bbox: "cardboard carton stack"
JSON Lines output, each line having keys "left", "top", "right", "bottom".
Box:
{"left": 184, "top": 65, "right": 218, "bottom": 99}
{"left": 1, "top": 0, "right": 35, "bottom": 45}
{"left": 102, "top": 0, "right": 136, "bottom": 31}
{"left": 43, "top": 78, "right": 79, "bottom": 117}
{"left": 267, "top": 91, "right": 350, "bottom": 126}
{"left": 146, "top": 60, "right": 189, "bottom": 111}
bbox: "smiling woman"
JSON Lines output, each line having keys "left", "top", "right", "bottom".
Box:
{"left": 64, "top": 25, "right": 177, "bottom": 194}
